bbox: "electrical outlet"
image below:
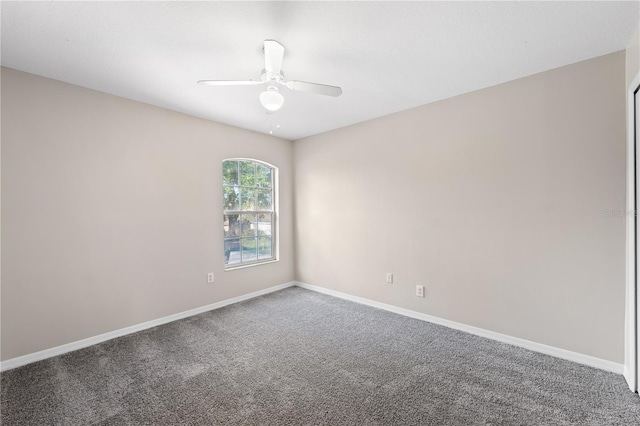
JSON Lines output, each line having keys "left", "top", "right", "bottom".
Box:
{"left": 386, "top": 273, "right": 393, "bottom": 284}
{"left": 207, "top": 272, "right": 215, "bottom": 283}
{"left": 416, "top": 285, "right": 425, "bottom": 298}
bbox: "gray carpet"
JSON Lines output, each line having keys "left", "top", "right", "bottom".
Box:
{"left": 1, "top": 287, "right": 639, "bottom": 425}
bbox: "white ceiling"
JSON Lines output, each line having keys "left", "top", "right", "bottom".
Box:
{"left": 2, "top": 1, "right": 638, "bottom": 141}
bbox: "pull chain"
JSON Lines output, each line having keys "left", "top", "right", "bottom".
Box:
{"left": 268, "top": 113, "right": 280, "bottom": 135}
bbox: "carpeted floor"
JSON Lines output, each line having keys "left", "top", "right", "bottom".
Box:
{"left": 1, "top": 287, "right": 639, "bottom": 425}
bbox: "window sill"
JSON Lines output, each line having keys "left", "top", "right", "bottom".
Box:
{"left": 224, "top": 259, "right": 279, "bottom": 271}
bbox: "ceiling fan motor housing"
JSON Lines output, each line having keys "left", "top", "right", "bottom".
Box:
{"left": 261, "top": 70, "right": 285, "bottom": 85}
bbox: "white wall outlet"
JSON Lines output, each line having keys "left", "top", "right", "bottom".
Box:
{"left": 416, "top": 285, "right": 425, "bottom": 298}
{"left": 386, "top": 273, "right": 393, "bottom": 284}
{"left": 207, "top": 272, "right": 215, "bottom": 283}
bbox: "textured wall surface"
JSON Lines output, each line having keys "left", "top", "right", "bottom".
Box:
{"left": 1, "top": 68, "right": 294, "bottom": 361}
{"left": 294, "top": 52, "right": 626, "bottom": 362}
{"left": 1, "top": 51, "right": 628, "bottom": 364}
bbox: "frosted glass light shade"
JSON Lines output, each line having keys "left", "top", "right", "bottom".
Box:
{"left": 259, "top": 89, "right": 284, "bottom": 112}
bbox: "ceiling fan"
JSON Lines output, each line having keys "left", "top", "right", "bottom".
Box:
{"left": 198, "top": 40, "right": 342, "bottom": 113}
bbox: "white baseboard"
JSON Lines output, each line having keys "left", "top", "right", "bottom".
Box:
{"left": 3, "top": 280, "right": 624, "bottom": 376}
{"left": 0, "top": 281, "right": 296, "bottom": 372}
{"left": 295, "top": 281, "right": 624, "bottom": 375}
{"left": 624, "top": 366, "right": 634, "bottom": 391}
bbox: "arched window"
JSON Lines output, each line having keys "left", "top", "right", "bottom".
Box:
{"left": 222, "top": 159, "right": 276, "bottom": 268}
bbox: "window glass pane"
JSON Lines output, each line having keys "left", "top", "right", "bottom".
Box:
{"left": 240, "top": 214, "right": 257, "bottom": 237}
{"left": 223, "top": 186, "right": 240, "bottom": 211}
{"left": 241, "top": 238, "right": 257, "bottom": 263}
{"left": 223, "top": 161, "right": 239, "bottom": 186}
{"left": 256, "top": 189, "right": 272, "bottom": 210}
{"left": 240, "top": 188, "right": 255, "bottom": 210}
{"left": 258, "top": 237, "right": 272, "bottom": 259}
{"left": 225, "top": 239, "right": 241, "bottom": 265}
{"left": 257, "top": 213, "right": 272, "bottom": 237}
{"left": 256, "top": 165, "right": 272, "bottom": 188}
{"left": 223, "top": 160, "right": 275, "bottom": 268}
{"left": 240, "top": 161, "right": 255, "bottom": 186}
{"left": 223, "top": 214, "right": 240, "bottom": 238}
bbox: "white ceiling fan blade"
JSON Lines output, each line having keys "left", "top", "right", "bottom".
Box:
{"left": 198, "top": 80, "right": 262, "bottom": 86}
{"left": 288, "top": 80, "right": 342, "bottom": 97}
{"left": 264, "top": 40, "right": 284, "bottom": 75}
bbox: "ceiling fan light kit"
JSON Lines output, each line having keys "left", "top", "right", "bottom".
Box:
{"left": 199, "top": 40, "right": 342, "bottom": 114}
{"left": 259, "top": 86, "right": 284, "bottom": 112}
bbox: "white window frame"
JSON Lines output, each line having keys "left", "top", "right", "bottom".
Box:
{"left": 223, "top": 158, "right": 277, "bottom": 270}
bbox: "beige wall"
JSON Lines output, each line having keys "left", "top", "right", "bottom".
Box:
{"left": 1, "top": 50, "right": 628, "bottom": 364}
{"left": 1, "top": 67, "right": 294, "bottom": 361}
{"left": 294, "top": 52, "right": 626, "bottom": 363}
{"left": 626, "top": 21, "right": 639, "bottom": 88}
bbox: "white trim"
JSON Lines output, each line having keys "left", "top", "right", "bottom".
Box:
{"left": 625, "top": 365, "right": 631, "bottom": 387}
{"left": 625, "top": 72, "right": 640, "bottom": 392}
{"left": 225, "top": 259, "right": 279, "bottom": 271}
{"left": 3, "top": 280, "right": 625, "bottom": 376}
{"left": 296, "top": 281, "right": 624, "bottom": 375}
{"left": 0, "top": 281, "right": 296, "bottom": 372}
